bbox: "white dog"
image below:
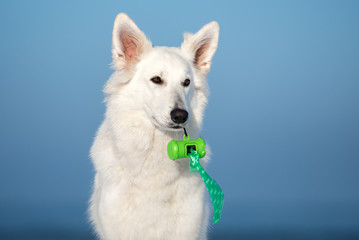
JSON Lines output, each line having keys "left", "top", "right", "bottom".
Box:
{"left": 89, "top": 13, "right": 219, "bottom": 240}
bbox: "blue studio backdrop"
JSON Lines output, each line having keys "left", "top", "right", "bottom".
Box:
{"left": 0, "top": 1, "right": 358, "bottom": 239}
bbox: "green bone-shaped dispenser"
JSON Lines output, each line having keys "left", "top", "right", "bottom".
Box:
{"left": 167, "top": 135, "right": 206, "bottom": 160}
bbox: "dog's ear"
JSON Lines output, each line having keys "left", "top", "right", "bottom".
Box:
{"left": 112, "top": 13, "right": 152, "bottom": 70}
{"left": 181, "top": 22, "right": 219, "bottom": 75}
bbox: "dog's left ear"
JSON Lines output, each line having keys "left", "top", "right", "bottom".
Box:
{"left": 181, "top": 22, "right": 219, "bottom": 75}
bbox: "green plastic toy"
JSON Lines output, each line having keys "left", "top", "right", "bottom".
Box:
{"left": 167, "top": 129, "right": 224, "bottom": 224}
{"left": 167, "top": 134, "right": 206, "bottom": 160}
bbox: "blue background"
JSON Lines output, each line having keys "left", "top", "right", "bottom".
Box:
{"left": 1, "top": 0, "right": 358, "bottom": 239}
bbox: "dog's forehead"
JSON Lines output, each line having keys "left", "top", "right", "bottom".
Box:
{"left": 140, "top": 47, "right": 192, "bottom": 76}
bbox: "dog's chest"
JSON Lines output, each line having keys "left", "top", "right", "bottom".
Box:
{"left": 103, "top": 159, "right": 200, "bottom": 231}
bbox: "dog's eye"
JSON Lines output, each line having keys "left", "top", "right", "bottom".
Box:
{"left": 150, "top": 76, "right": 163, "bottom": 85}
{"left": 183, "top": 79, "right": 191, "bottom": 87}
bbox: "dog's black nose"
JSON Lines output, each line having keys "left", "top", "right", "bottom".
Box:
{"left": 170, "top": 109, "right": 188, "bottom": 124}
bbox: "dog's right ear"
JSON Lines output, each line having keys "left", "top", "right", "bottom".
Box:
{"left": 112, "top": 13, "right": 152, "bottom": 70}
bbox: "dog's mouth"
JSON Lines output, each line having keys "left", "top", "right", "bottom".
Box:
{"left": 168, "top": 124, "right": 185, "bottom": 130}
{"left": 151, "top": 116, "right": 185, "bottom": 131}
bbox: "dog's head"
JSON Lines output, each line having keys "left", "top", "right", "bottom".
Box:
{"left": 105, "top": 13, "right": 219, "bottom": 133}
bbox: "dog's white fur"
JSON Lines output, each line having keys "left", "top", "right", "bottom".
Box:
{"left": 89, "top": 13, "right": 219, "bottom": 240}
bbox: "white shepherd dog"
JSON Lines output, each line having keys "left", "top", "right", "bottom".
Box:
{"left": 89, "top": 13, "right": 219, "bottom": 240}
